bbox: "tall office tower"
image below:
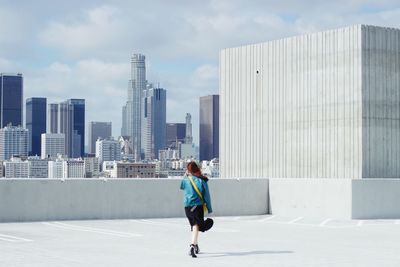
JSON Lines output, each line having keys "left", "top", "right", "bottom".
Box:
{"left": 143, "top": 87, "right": 167, "bottom": 160}
{"left": 67, "top": 99, "right": 85, "bottom": 157}
{"left": 52, "top": 99, "right": 85, "bottom": 158}
{"left": 200, "top": 95, "right": 220, "bottom": 161}
{"left": 166, "top": 123, "right": 186, "bottom": 148}
{"left": 26, "top": 97, "right": 47, "bottom": 156}
{"left": 121, "top": 105, "right": 127, "bottom": 136}
{"left": 96, "top": 138, "right": 121, "bottom": 167}
{"left": 220, "top": 24, "right": 400, "bottom": 178}
{"left": 88, "top": 122, "right": 112, "bottom": 154}
{"left": 123, "top": 54, "right": 146, "bottom": 161}
{"left": 47, "top": 103, "right": 59, "bottom": 134}
{"left": 0, "top": 73, "right": 23, "bottom": 127}
{"left": 185, "top": 113, "right": 193, "bottom": 144}
{"left": 0, "top": 126, "right": 28, "bottom": 160}
{"left": 41, "top": 133, "right": 65, "bottom": 159}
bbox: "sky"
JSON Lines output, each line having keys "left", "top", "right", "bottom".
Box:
{"left": 1, "top": 0, "right": 400, "bottom": 146}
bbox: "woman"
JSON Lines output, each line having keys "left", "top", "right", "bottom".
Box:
{"left": 180, "top": 161, "right": 213, "bottom": 258}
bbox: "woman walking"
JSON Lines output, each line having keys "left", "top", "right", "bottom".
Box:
{"left": 180, "top": 161, "right": 213, "bottom": 258}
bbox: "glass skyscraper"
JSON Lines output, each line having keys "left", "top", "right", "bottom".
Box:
{"left": 143, "top": 87, "right": 166, "bottom": 160}
{"left": 26, "top": 97, "right": 47, "bottom": 156}
{"left": 122, "top": 54, "right": 146, "bottom": 161}
{"left": 166, "top": 123, "right": 186, "bottom": 148}
{"left": 0, "top": 73, "right": 23, "bottom": 127}
{"left": 200, "top": 95, "right": 219, "bottom": 161}
{"left": 48, "top": 99, "right": 85, "bottom": 158}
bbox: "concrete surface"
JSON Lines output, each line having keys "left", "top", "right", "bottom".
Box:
{"left": 0, "top": 178, "right": 268, "bottom": 222}
{"left": 269, "top": 178, "right": 400, "bottom": 219}
{"left": 1, "top": 215, "right": 399, "bottom": 267}
{"left": 220, "top": 24, "right": 400, "bottom": 179}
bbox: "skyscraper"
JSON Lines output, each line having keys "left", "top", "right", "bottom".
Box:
{"left": 48, "top": 99, "right": 85, "bottom": 158}
{"left": 26, "top": 97, "right": 47, "bottom": 156}
{"left": 95, "top": 138, "right": 121, "bottom": 168}
{"left": 185, "top": 113, "right": 193, "bottom": 144}
{"left": 143, "top": 87, "right": 166, "bottom": 160}
{"left": 47, "top": 103, "right": 59, "bottom": 134}
{"left": 0, "top": 73, "right": 23, "bottom": 127}
{"left": 123, "top": 54, "right": 146, "bottom": 161}
{"left": 200, "top": 95, "right": 219, "bottom": 161}
{"left": 0, "top": 126, "right": 28, "bottom": 160}
{"left": 68, "top": 99, "right": 85, "bottom": 158}
{"left": 88, "top": 122, "right": 112, "bottom": 154}
{"left": 166, "top": 123, "right": 186, "bottom": 148}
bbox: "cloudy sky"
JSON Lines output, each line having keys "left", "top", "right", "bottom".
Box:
{"left": 1, "top": 0, "right": 400, "bottom": 146}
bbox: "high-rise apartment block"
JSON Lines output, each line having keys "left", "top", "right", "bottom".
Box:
{"left": 220, "top": 25, "right": 400, "bottom": 178}
{"left": 41, "top": 133, "right": 65, "bottom": 159}
{"left": 0, "top": 126, "right": 28, "bottom": 161}
{"left": 26, "top": 97, "right": 47, "bottom": 156}
{"left": 88, "top": 122, "right": 112, "bottom": 154}
{"left": 0, "top": 73, "right": 23, "bottom": 128}
{"left": 143, "top": 87, "right": 166, "bottom": 160}
{"left": 200, "top": 95, "right": 219, "bottom": 161}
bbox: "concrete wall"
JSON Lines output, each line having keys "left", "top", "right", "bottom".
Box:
{"left": 269, "top": 178, "right": 353, "bottom": 219}
{"left": 270, "top": 178, "right": 400, "bottom": 219}
{"left": 0, "top": 178, "right": 269, "bottom": 223}
{"left": 352, "top": 179, "right": 400, "bottom": 219}
{"left": 220, "top": 25, "right": 363, "bottom": 179}
{"left": 220, "top": 25, "right": 400, "bottom": 179}
{"left": 361, "top": 26, "right": 400, "bottom": 178}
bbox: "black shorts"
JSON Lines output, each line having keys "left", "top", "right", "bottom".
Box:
{"left": 184, "top": 205, "right": 213, "bottom": 232}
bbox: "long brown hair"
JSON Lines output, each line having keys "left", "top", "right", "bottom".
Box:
{"left": 187, "top": 161, "right": 208, "bottom": 182}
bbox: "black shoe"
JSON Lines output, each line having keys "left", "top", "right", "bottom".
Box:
{"left": 194, "top": 244, "right": 200, "bottom": 254}
{"left": 189, "top": 244, "right": 197, "bottom": 258}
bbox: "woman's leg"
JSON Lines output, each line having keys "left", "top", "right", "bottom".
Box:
{"left": 191, "top": 224, "right": 199, "bottom": 245}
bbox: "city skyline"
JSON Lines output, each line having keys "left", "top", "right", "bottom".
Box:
{"left": 2, "top": 1, "right": 399, "bottom": 143}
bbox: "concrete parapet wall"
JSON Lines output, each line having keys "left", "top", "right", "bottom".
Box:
{"left": 0, "top": 178, "right": 269, "bottom": 223}
{"left": 270, "top": 178, "right": 400, "bottom": 219}
{"left": 269, "top": 178, "right": 353, "bottom": 219}
{"left": 352, "top": 179, "right": 400, "bottom": 219}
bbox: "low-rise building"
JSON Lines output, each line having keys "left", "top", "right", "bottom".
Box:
{"left": 4, "top": 156, "right": 29, "bottom": 178}
{"left": 84, "top": 156, "right": 100, "bottom": 178}
{"left": 28, "top": 156, "right": 49, "bottom": 178}
{"left": 103, "top": 161, "right": 156, "bottom": 178}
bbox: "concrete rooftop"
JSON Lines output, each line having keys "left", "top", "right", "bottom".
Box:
{"left": 1, "top": 215, "right": 400, "bottom": 267}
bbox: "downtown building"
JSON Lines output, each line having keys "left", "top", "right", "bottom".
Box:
{"left": 88, "top": 122, "right": 112, "bottom": 154}
{"left": 41, "top": 133, "right": 65, "bottom": 159}
{"left": 26, "top": 97, "right": 47, "bottom": 156}
{"left": 0, "top": 73, "right": 23, "bottom": 128}
{"left": 0, "top": 126, "right": 28, "bottom": 161}
{"left": 220, "top": 25, "right": 400, "bottom": 179}
{"left": 122, "top": 54, "right": 146, "bottom": 161}
{"left": 96, "top": 138, "right": 121, "bottom": 168}
{"left": 199, "top": 95, "right": 219, "bottom": 161}
{"left": 166, "top": 123, "right": 186, "bottom": 148}
{"left": 47, "top": 99, "right": 85, "bottom": 158}
{"left": 142, "top": 86, "right": 166, "bottom": 160}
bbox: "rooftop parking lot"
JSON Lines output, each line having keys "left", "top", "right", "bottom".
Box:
{"left": 1, "top": 215, "right": 400, "bottom": 267}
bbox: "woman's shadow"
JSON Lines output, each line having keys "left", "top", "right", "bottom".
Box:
{"left": 200, "top": 250, "right": 293, "bottom": 258}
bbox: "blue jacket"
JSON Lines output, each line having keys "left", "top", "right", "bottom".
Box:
{"left": 180, "top": 175, "right": 213, "bottom": 213}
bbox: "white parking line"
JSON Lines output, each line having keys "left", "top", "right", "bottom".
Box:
{"left": 319, "top": 218, "right": 332, "bottom": 227}
{"left": 0, "top": 233, "right": 33, "bottom": 242}
{"left": 288, "top": 217, "right": 303, "bottom": 224}
{"left": 43, "top": 222, "right": 142, "bottom": 238}
{"left": 257, "top": 215, "right": 276, "bottom": 222}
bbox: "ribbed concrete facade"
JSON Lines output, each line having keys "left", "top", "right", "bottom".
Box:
{"left": 220, "top": 25, "right": 400, "bottom": 178}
